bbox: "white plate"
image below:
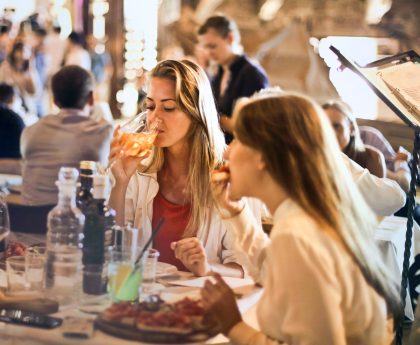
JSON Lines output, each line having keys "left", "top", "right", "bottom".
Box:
{"left": 155, "top": 262, "right": 177, "bottom": 278}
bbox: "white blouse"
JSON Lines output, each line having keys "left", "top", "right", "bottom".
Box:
{"left": 225, "top": 199, "right": 392, "bottom": 345}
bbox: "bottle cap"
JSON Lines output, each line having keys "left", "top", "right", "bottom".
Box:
{"left": 58, "top": 167, "right": 79, "bottom": 183}
{"left": 79, "top": 161, "right": 96, "bottom": 171}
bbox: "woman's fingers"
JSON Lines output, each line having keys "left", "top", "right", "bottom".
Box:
{"left": 187, "top": 253, "right": 206, "bottom": 264}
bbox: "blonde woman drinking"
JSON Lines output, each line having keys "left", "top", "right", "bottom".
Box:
{"left": 202, "top": 91, "right": 400, "bottom": 344}
{"left": 109, "top": 59, "right": 262, "bottom": 277}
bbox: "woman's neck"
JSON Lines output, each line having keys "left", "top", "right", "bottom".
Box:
{"left": 221, "top": 53, "right": 238, "bottom": 68}
{"left": 161, "top": 142, "right": 190, "bottom": 179}
{"left": 255, "top": 175, "right": 288, "bottom": 215}
{"left": 158, "top": 144, "right": 191, "bottom": 204}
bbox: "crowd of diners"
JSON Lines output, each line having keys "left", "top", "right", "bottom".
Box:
{"left": 0, "top": 12, "right": 413, "bottom": 345}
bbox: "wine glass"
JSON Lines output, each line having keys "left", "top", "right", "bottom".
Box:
{"left": 102, "top": 111, "right": 161, "bottom": 173}
{"left": 0, "top": 189, "right": 10, "bottom": 241}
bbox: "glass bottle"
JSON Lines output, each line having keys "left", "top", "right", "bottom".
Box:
{"left": 82, "top": 175, "right": 115, "bottom": 295}
{"left": 45, "top": 167, "right": 85, "bottom": 305}
{"left": 77, "top": 160, "right": 95, "bottom": 213}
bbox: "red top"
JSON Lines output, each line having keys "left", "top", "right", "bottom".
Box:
{"left": 152, "top": 191, "right": 191, "bottom": 271}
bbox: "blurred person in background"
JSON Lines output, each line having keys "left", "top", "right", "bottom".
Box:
{"left": 63, "top": 31, "right": 91, "bottom": 71}
{"left": 0, "top": 83, "right": 25, "bottom": 159}
{"left": 360, "top": 125, "right": 411, "bottom": 193}
{"left": 0, "top": 24, "right": 11, "bottom": 64}
{"left": 32, "top": 27, "right": 48, "bottom": 117}
{"left": 87, "top": 34, "right": 113, "bottom": 102}
{"left": 20, "top": 65, "right": 112, "bottom": 205}
{"left": 44, "top": 25, "right": 65, "bottom": 81}
{"left": 198, "top": 14, "right": 269, "bottom": 144}
{"left": 0, "top": 41, "right": 39, "bottom": 119}
{"left": 323, "top": 100, "right": 386, "bottom": 178}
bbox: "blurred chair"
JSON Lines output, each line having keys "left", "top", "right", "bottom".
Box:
{"left": 8, "top": 203, "right": 54, "bottom": 234}
{"left": 0, "top": 159, "right": 22, "bottom": 175}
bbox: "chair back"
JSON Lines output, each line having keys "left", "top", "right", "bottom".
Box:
{"left": 8, "top": 203, "right": 54, "bottom": 234}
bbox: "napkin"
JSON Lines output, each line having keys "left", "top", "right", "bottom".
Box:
{"left": 166, "top": 276, "right": 254, "bottom": 289}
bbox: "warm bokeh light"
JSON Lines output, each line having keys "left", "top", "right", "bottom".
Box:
{"left": 118, "top": 0, "right": 159, "bottom": 117}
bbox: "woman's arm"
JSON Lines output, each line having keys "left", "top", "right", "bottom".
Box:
{"left": 108, "top": 127, "right": 149, "bottom": 225}
{"left": 171, "top": 238, "right": 244, "bottom": 277}
{"left": 211, "top": 173, "right": 270, "bottom": 282}
{"left": 108, "top": 181, "right": 129, "bottom": 226}
{"left": 365, "top": 146, "right": 386, "bottom": 178}
{"left": 342, "top": 153, "right": 405, "bottom": 216}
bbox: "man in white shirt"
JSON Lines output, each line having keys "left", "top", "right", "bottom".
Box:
{"left": 63, "top": 31, "right": 91, "bottom": 71}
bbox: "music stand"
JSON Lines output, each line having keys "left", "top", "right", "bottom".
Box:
{"left": 330, "top": 46, "right": 420, "bottom": 345}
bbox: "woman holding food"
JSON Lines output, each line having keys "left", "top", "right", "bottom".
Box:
{"left": 108, "top": 59, "right": 264, "bottom": 277}
{"left": 202, "top": 91, "right": 400, "bottom": 344}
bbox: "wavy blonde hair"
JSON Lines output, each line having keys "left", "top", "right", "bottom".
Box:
{"left": 140, "top": 59, "right": 225, "bottom": 237}
{"left": 233, "top": 90, "right": 400, "bottom": 317}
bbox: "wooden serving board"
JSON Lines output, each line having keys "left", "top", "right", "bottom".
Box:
{"left": 0, "top": 298, "right": 59, "bottom": 314}
{"left": 95, "top": 316, "right": 218, "bottom": 344}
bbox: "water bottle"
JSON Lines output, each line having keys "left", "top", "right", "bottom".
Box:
{"left": 45, "top": 167, "right": 85, "bottom": 306}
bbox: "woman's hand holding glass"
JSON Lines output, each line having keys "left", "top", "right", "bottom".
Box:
{"left": 108, "top": 111, "right": 160, "bottom": 184}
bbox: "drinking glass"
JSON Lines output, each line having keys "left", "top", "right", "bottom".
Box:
{"left": 140, "top": 249, "right": 160, "bottom": 297}
{"left": 104, "top": 111, "right": 161, "bottom": 173}
{"left": 107, "top": 246, "right": 142, "bottom": 302}
{"left": 0, "top": 189, "right": 10, "bottom": 242}
{"left": 6, "top": 254, "right": 45, "bottom": 294}
{"left": 26, "top": 245, "right": 46, "bottom": 291}
{"left": 6, "top": 256, "right": 27, "bottom": 293}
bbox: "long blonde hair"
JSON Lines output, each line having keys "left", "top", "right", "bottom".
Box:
{"left": 233, "top": 90, "right": 400, "bottom": 317}
{"left": 140, "top": 59, "right": 225, "bottom": 237}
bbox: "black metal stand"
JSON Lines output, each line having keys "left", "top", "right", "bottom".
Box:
{"left": 329, "top": 46, "right": 420, "bottom": 345}
{"left": 396, "top": 132, "right": 420, "bottom": 345}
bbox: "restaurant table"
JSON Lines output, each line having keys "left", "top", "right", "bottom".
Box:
{"left": 374, "top": 215, "right": 420, "bottom": 320}
{"left": 1, "top": 215, "right": 418, "bottom": 344}
{"left": 0, "top": 272, "right": 262, "bottom": 345}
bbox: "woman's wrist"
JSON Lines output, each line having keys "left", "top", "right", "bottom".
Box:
{"left": 219, "top": 201, "right": 245, "bottom": 219}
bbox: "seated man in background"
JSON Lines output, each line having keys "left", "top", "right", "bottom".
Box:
{"left": 0, "top": 83, "right": 25, "bottom": 160}
{"left": 21, "top": 65, "right": 113, "bottom": 205}
{"left": 360, "top": 125, "right": 411, "bottom": 193}
{"left": 0, "top": 83, "right": 25, "bottom": 175}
